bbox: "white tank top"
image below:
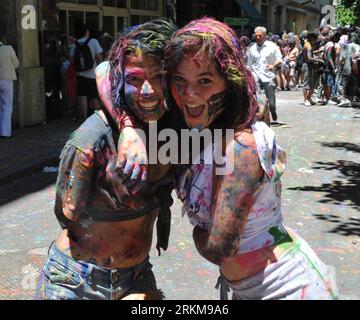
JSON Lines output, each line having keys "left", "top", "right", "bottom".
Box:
{"left": 176, "top": 121, "right": 288, "bottom": 254}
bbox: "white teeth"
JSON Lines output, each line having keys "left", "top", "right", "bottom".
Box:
{"left": 139, "top": 101, "right": 159, "bottom": 109}
{"left": 186, "top": 104, "right": 203, "bottom": 108}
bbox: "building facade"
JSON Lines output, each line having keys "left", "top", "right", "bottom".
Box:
{"left": 0, "top": 0, "right": 45, "bottom": 129}
{"left": 176, "top": 0, "right": 333, "bottom": 35}
{"left": 46, "top": 0, "right": 166, "bottom": 39}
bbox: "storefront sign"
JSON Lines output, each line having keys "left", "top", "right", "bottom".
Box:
{"left": 224, "top": 17, "right": 250, "bottom": 26}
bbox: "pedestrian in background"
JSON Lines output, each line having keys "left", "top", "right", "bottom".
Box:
{"left": 303, "top": 31, "right": 323, "bottom": 106}
{"left": 248, "top": 26, "right": 282, "bottom": 122}
{"left": 70, "top": 23, "right": 103, "bottom": 121}
{"left": 100, "top": 32, "right": 114, "bottom": 60}
{"left": 0, "top": 34, "right": 19, "bottom": 139}
{"left": 284, "top": 39, "right": 299, "bottom": 89}
{"left": 322, "top": 32, "right": 341, "bottom": 105}
{"left": 44, "top": 40, "right": 62, "bottom": 121}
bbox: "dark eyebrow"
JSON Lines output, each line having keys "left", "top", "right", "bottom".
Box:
{"left": 198, "top": 72, "right": 214, "bottom": 77}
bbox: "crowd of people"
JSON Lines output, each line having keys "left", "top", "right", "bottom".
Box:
{"left": 43, "top": 24, "right": 114, "bottom": 123}
{"left": 241, "top": 25, "right": 360, "bottom": 109}
{"left": 33, "top": 17, "right": 346, "bottom": 301}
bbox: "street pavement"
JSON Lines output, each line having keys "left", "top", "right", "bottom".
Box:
{"left": 0, "top": 90, "right": 359, "bottom": 300}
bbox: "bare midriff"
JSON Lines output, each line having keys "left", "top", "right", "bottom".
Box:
{"left": 55, "top": 209, "right": 158, "bottom": 269}
{"left": 220, "top": 233, "right": 297, "bottom": 282}
{"left": 55, "top": 163, "right": 171, "bottom": 269}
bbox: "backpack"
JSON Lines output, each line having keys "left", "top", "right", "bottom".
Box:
{"left": 295, "top": 50, "right": 304, "bottom": 70}
{"left": 74, "top": 38, "right": 94, "bottom": 71}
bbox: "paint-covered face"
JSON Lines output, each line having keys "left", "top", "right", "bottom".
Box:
{"left": 124, "top": 54, "right": 166, "bottom": 122}
{"left": 171, "top": 55, "right": 226, "bottom": 130}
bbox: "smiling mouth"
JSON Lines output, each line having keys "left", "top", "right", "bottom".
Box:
{"left": 138, "top": 100, "right": 160, "bottom": 110}
{"left": 185, "top": 104, "right": 205, "bottom": 118}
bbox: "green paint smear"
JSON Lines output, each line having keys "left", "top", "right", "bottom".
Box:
{"left": 270, "top": 226, "right": 338, "bottom": 300}
{"left": 269, "top": 226, "right": 292, "bottom": 246}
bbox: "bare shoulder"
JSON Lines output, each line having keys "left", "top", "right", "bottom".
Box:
{"left": 95, "top": 61, "right": 110, "bottom": 78}
{"left": 234, "top": 128, "right": 257, "bottom": 151}
{"left": 228, "top": 129, "right": 262, "bottom": 179}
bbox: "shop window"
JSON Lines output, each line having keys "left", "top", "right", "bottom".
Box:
{"left": 147, "top": 0, "right": 158, "bottom": 11}
{"left": 103, "top": 0, "right": 115, "bottom": 6}
{"left": 131, "top": 0, "right": 146, "bottom": 9}
{"left": 69, "top": 11, "right": 84, "bottom": 37}
{"left": 117, "top": 17, "right": 129, "bottom": 34}
{"left": 131, "top": 15, "right": 141, "bottom": 25}
{"left": 103, "top": 16, "right": 115, "bottom": 37}
{"left": 131, "top": 0, "right": 159, "bottom": 10}
{"left": 131, "top": 15, "right": 157, "bottom": 25}
{"left": 60, "top": 0, "right": 97, "bottom": 4}
{"left": 77, "top": 0, "right": 98, "bottom": 4}
{"left": 103, "top": 0, "right": 127, "bottom": 7}
{"left": 59, "top": 10, "right": 67, "bottom": 35}
{"left": 86, "top": 12, "right": 100, "bottom": 35}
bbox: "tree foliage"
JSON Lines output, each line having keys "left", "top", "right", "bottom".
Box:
{"left": 339, "top": 0, "right": 360, "bottom": 26}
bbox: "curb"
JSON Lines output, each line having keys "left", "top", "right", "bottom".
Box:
{"left": 0, "top": 157, "right": 60, "bottom": 186}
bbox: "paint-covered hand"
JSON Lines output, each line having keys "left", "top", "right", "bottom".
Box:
{"left": 117, "top": 126, "right": 148, "bottom": 183}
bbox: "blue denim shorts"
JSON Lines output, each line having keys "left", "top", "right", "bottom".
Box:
{"left": 324, "top": 72, "right": 335, "bottom": 87}
{"left": 35, "top": 243, "right": 159, "bottom": 300}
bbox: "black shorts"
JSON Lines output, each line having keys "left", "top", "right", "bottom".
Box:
{"left": 76, "top": 76, "right": 99, "bottom": 99}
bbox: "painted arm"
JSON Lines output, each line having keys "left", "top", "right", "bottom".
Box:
{"left": 305, "top": 46, "right": 323, "bottom": 64}
{"left": 54, "top": 146, "right": 94, "bottom": 229}
{"left": 95, "top": 62, "right": 148, "bottom": 182}
{"left": 193, "top": 133, "right": 263, "bottom": 266}
{"left": 326, "top": 46, "right": 336, "bottom": 73}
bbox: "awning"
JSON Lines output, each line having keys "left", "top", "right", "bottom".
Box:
{"left": 234, "top": 0, "right": 264, "bottom": 24}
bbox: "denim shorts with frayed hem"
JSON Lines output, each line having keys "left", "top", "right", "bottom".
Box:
{"left": 35, "top": 243, "right": 159, "bottom": 300}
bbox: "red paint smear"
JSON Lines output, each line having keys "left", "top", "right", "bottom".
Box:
{"left": 196, "top": 269, "right": 213, "bottom": 276}
{"left": 301, "top": 285, "right": 308, "bottom": 300}
{"left": 185, "top": 252, "right": 193, "bottom": 259}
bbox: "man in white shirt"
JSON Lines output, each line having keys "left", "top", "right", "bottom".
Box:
{"left": 70, "top": 24, "right": 103, "bottom": 120}
{"left": 248, "top": 27, "right": 282, "bottom": 122}
{"left": 0, "top": 36, "right": 19, "bottom": 138}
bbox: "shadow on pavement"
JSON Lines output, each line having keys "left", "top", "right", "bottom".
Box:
{"left": 0, "top": 173, "right": 57, "bottom": 207}
{"left": 289, "top": 160, "right": 360, "bottom": 210}
{"left": 270, "top": 121, "right": 289, "bottom": 127}
{"left": 287, "top": 141, "right": 360, "bottom": 236}
{"left": 319, "top": 142, "right": 360, "bottom": 154}
{"left": 312, "top": 214, "right": 360, "bottom": 236}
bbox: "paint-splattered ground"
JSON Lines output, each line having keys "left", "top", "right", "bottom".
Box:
{"left": 0, "top": 90, "right": 359, "bottom": 300}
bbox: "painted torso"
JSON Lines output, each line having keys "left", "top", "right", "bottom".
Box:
{"left": 55, "top": 113, "right": 173, "bottom": 268}
{"left": 176, "top": 122, "right": 293, "bottom": 279}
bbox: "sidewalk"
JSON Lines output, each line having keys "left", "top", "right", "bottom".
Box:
{"left": 0, "top": 114, "right": 79, "bottom": 186}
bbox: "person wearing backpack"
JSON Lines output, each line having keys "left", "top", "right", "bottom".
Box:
{"left": 70, "top": 23, "right": 103, "bottom": 120}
